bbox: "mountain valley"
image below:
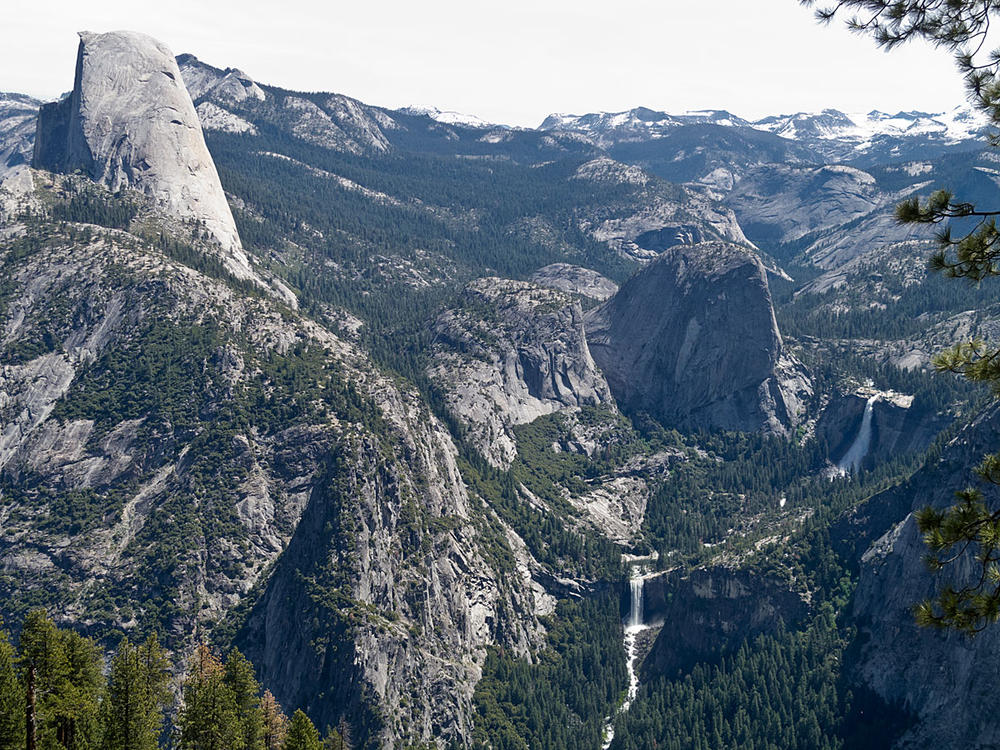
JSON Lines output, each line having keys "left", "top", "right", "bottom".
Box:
{"left": 1, "top": 27, "right": 999, "bottom": 750}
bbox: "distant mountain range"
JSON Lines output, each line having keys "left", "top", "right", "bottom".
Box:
{"left": 405, "top": 102, "right": 988, "bottom": 161}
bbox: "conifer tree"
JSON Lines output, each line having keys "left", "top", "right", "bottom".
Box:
{"left": 53, "top": 630, "right": 102, "bottom": 749}
{"left": 19, "top": 609, "right": 102, "bottom": 750}
{"left": 320, "top": 727, "right": 344, "bottom": 750}
{"left": 223, "top": 649, "right": 266, "bottom": 750}
{"left": 260, "top": 691, "right": 288, "bottom": 750}
{"left": 18, "top": 610, "right": 101, "bottom": 750}
{"left": 0, "top": 623, "right": 24, "bottom": 750}
{"left": 18, "top": 610, "right": 57, "bottom": 750}
{"left": 178, "top": 645, "right": 240, "bottom": 750}
{"left": 282, "top": 710, "right": 321, "bottom": 750}
{"left": 100, "top": 635, "right": 171, "bottom": 750}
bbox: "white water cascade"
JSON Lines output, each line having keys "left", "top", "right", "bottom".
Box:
{"left": 603, "top": 567, "right": 653, "bottom": 749}
{"left": 627, "top": 574, "right": 644, "bottom": 628}
{"left": 837, "top": 395, "right": 878, "bottom": 474}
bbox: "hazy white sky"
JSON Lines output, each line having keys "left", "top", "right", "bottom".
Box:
{"left": 3, "top": 0, "right": 971, "bottom": 127}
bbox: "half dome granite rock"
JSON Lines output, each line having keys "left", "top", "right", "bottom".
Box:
{"left": 32, "top": 30, "right": 255, "bottom": 282}
{"left": 585, "top": 241, "right": 809, "bottom": 434}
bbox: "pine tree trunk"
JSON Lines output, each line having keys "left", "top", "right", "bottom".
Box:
{"left": 25, "top": 665, "right": 35, "bottom": 750}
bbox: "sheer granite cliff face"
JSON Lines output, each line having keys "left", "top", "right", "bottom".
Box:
{"left": 427, "top": 278, "right": 614, "bottom": 468}
{"left": 844, "top": 405, "right": 1000, "bottom": 748}
{"left": 584, "top": 241, "right": 810, "bottom": 434}
{"left": 0, "top": 198, "right": 539, "bottom": 750}
{"left": 641, "top": 567, "right": 809, "bottom": 678}
{"left": 32, "top": 31, "right": 254, "bottom": 281}
{"left": 0, "top": 93, "right": 38, "bottom": 178}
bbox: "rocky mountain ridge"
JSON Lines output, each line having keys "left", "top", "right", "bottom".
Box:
{"left": 32, "top": 31, "right": 256, "bottom": 284}
{"left": 5, "top": 26, "right": 1000, "bottom": 750}
{"left": 540, "top": 104, "right": 987, "bottom": 160}
{"left": 427, "top": 278, "right": 614, "bottom": 468}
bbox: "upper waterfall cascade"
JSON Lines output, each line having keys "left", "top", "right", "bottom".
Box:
{"left": 628, "top": 575, "right": 644, "bottom": 628}
{"left": 838, "top": 395, "right": 877, "bottom": 474}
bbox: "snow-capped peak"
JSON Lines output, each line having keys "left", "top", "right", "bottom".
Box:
{"left": 400, "top": 105, "right": 497, "bottom": 129}
{"left": 751, "top": 106, "right": 987, "bottom": 144}
{"left": 538, "top": 103, "right": 988, "bottom": 157}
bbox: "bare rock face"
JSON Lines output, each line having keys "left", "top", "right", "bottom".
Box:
{"left": 530, "top": 263, "right": 619, "bottom": 302}
{"left": 641, "top": 566, "right": 809, "bottom": 678}
{"left": 175, "top": 54, "right": 267, "bottom": 105}
{"left": 817, "top": 389, "right": 950, "bottom": 471}
{"left": 177, "top": 53, "right": 397, "bottom": 155}
{"left": 585, "top": 241, "right": 809, "bottom": 434}
{"left": 727, "top": 164, "right": 885, "bottom": 246}
{"left": 845, "top": 404, "right": 1000, "bottom": 748}
{"left": 427, "top": 278, "right": 614, "bottom": 468}
{"left": 0, "top": 93, "right": 39, "bottom": 178}
{"left": 32, "top": 31, "right": 254, "bottom": 281}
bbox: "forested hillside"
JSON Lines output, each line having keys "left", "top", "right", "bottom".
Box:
{"left": 1, "top": 28, "right": 998, "bottom": 749}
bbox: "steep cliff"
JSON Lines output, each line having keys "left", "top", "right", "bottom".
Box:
{"left": 427, "top": 278, "right": 614, "bottom": 467}
{"left": 845, "top": 405, "right": 1000, "bottom": 748}
{"left": 0, "top": 93, "right": 38, "bottom": 177}
{"left": 817, "top": 389, "right": 951, "bottom": 470}
{"left": 585, "top": 242, "right": 810, "bottom": 434}
{"left": 32, "top": 31, "right": 255, "bottom": 282}
{"left": 2, "top": 171, "right": 536, "bottom": 750}
{"left": 641, "top": 566, "right": 809, "bottom": 678}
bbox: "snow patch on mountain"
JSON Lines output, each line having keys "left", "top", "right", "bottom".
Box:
{"left": 401, "top": 105, "right": 497, "bottom": 129}
{"left": 754, "top": 106, "right": 987, "bottom": 145}
{"left": 540, "top": 104, "right": 987, "bottom": 155}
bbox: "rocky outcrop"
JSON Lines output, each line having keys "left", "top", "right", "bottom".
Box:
{"left": 0, "top": 208, "right": 539, "bottom": 750}
{"left": 585, "top": 242, "right": 810, "bottom": 434}
{"left": 640, "top": 566, "right": 809, "bottom": 678}
{"left": 818, "top": 389, "right": 950, "bottom": 470}
{"left": 0, "top": 93, "right": 39, "bottom": 178}
{"left": 427, "top": 278, "right": 614, "bottom": 467}
{"left": 572, "top": 156, "right": 650, "bottom": 185}
{"left": 579, "top": 181, "right": 753, "bottom": 263}
{"left": 32, "top": 31, "right": 255, "bottom": 281}
{"left": 529, "top": 263, "right": 619, "bottom": 301}
{"left": 177, "top": 54, "right": 397, "bottom": 155}
{"left": 844, "top": 404, "right": 1000, "bottom": 748}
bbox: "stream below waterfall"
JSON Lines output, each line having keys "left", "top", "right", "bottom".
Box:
{"left": 602, "top": 568, "right": 652, "bottom": 748}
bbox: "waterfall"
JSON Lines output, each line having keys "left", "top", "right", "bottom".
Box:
{"left": 628, "top": 575, "right": 644, "bottom": 628}
{"left": 837, "top": 395, "right": 877, "bottom": 474}
{"left": 604, "top": 566, "right": 652, "bottom": 748}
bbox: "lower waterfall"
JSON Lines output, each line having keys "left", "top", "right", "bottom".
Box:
{"left": 603, "top": 567, "right": 652, "bottom": 748}
{"left": 837, "top": 395, "right": 877, "bottom": 474}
